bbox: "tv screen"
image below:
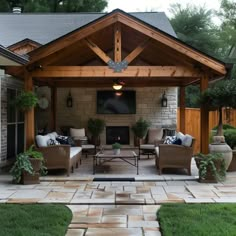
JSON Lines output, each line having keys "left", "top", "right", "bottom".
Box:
{"left": 97, "top": 91, "right": 136, "bottom": 114}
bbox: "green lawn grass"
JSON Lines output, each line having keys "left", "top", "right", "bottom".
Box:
{"left": 158, "top": 203, "right": 236, "bottom": 236}
{"left": 0, "top": 204, "right": 72, "bottom": 236}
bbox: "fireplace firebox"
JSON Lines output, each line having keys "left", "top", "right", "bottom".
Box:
{"left": 106, "top": 126, "right": 129, "bottom": 145}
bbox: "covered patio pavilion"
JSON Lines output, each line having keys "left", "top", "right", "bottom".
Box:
{"left": 5, "top": 9, "right": 228, "bottom": 155}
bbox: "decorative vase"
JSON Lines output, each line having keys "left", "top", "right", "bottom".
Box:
{"left": 212, "top": 136, "right": 225, "bottom": 144}
{"left": 228, "top": 150, "right": 236, "bottom": 172}
{"left": 209, "top": 143, "right": 232, "bottom": 171}
{"left": 113, "top": 149, "right": 120, "bottom": 155}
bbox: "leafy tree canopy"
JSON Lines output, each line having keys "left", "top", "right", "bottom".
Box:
{"left": 170, "top": 3, "right": 222, "bottom": 59}
{"left": 0, "top": 0, "right": 108, "bottom": 12}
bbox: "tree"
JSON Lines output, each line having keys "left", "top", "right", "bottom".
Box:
{"left": 199, "top": 80, "right": 236, "bottom": 136}
{"left": 0, "top": 0, "right": 108, "bottom": 12}
{"left": 170, "top": 3, "right": 222, "bottom": 58}
{"left": 218, "top": 0, "right": 236, "bottom": 79}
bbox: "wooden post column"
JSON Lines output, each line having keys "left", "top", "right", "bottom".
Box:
{"left": 51, "top": 86, "right": 57, "bottom": 131}
{"left": 200, "top": 75, "right": 209, "bottom": 154}
{"left": 179, "top": 86, "right": 186, "bottom": 134}
{"left": 24, "top": 70, "right": 35, "bottom": 149}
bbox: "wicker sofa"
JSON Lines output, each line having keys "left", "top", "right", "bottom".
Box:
{"left": 155, "top": 138, "right": 195, "bottom": 175}
{"left": 35, "top": 132, "right": 82, "bottom": 176}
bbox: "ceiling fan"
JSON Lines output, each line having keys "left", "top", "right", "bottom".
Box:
{"left": 112, "top": 78, "right": 125, "bottom": 90}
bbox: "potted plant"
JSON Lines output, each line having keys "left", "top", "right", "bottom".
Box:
{"left": 112, "top": 142, "right": 121, "bottom": 155}
{"left": 194, "top": 153, "right": 226, "bottom": 183}
{"left": 14, "top": 91, "right": 38, "bottom": 111}
{"left": 199, "top": 80, "right": 236, "bottom": 169}
{"left": 199, "top": 80, "right": 236, "bottom": 138}
{"left": 10, "top": 145, "right": 47, "bottom": 184}
{"left": 131, "top": 118, "right": 151, "bottom": 146}
{"left": 87, "top": 118, "right": 106, "bottom": 146}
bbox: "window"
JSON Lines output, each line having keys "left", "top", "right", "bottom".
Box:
{"left": 7, "top": 89, "right": 24, "bottom": 159}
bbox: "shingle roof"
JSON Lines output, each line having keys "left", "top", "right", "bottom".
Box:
{"left": 0, "top": 11, "right": 176, "bottom": 47}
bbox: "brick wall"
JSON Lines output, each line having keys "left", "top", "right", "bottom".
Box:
{"left": 36, "top": 87, "right": 177, "bottom": 145}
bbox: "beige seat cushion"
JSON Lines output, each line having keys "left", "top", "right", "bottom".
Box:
{"left": 148, "top": 128, "right": 163, "bottom": 144}
{"left": 140, "top": 144, "right": 155, "bottom": 150}
{"left": 70, "top": 128, "right": 85, "bottom": 138}
{"left": 70, "top": 147, "right": 82, "bottom": 158}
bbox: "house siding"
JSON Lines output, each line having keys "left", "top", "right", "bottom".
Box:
{"left": 0, "top": 74, "right": 23, "bottom": 163}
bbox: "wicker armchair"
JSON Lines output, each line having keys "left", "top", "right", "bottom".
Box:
{"left": 155, "top": 139, "right": 195, "bottom": 175}
{"left": 36, "top": 145, "right": 81, "bottom": 176}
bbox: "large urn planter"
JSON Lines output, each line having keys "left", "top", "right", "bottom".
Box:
{"left": 209, "top": 143, "right": 232, "bottom": 171}
{"left": 228, "top": 150, "right": 236, "bottom": 172}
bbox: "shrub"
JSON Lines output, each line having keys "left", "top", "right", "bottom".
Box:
{"left": 224, "top": 129, "right": 236, "bottom": 149}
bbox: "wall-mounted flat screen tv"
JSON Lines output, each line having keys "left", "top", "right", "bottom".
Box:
{"left": 97, "top": 90, "right": 136, "bottom": 114}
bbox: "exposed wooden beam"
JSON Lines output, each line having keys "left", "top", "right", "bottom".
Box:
{"left": 116, "top": 13, "right": 226, "bottom": 75}
{"left": 32, "top": 66, "right": 201, "bottom": 78}
{"left": 200, "top": 74, "right": 209, "bottom": 154}
{"left": 124, "top": 39, "right": 149, "bottom": 64}
{"left": 84, "top": 38, "right": 111, "bottom": 64}
{"left": 29, "top": 13, "right": 117, "bottom": 63}
{"left": 48, "top": 80, "right": 182, "bottom": 87}
{"left": 114, "top": 23, "right": 122, "bottom": 62}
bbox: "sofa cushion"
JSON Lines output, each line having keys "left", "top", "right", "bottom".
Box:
{"left": 176, "top": 132, "right": 185, "bottom": 142}
{"left": 36, "top": 134, "right": 51, "bottom": 147}
{"left": 182, "top": 134, "right": 193, "bottom": 147}
{"left": 56, "top": 135, "right": 75, "bottom": 146}
{"left": 70, "top": 147, "right": 82, "bottom": 158}
{"left": 48, "top": 132, "right": 58, "bottom": 140}
{"left": 140, "top": 144, "right": 155, "bottom": 150}
{"left": 172, "top": 138, "right": 182, "bottom": 145}
{"left": 164, "top": 136, "right": 176, "bottom": 144}
{"left": 148, "top": 128, "right": 163, "bottom": 144}
{"left": 70, "top": 128, "right": 85, "bottom": 138}
{"left": 47, "top": 138, "right": 60, "bottom": 146}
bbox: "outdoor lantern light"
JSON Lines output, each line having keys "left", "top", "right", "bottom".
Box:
{"left": 161, "top": 91, "right": 167, "bottom": 107}
{"left": 66, "top": 91, "right": 73, "bottom": 107}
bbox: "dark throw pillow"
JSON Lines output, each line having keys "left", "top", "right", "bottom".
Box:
{"left": 56, "top": 135, "right": 75, "bottom": 146}
{"left": 172, "top": 138, "right": 182, "bottom": 145}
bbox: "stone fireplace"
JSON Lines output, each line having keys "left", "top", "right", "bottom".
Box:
{"left": 106, "top": 126, "right": 130, "bottom": 145}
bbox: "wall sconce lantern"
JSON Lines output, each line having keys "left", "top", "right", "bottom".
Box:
{"left": 161, "top": 91, "right": 167, "bottom": 107}
{"left": 66, "top": 91, "right": 73, "bottom": 107}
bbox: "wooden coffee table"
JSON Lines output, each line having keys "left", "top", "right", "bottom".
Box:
{"left": 93, "top": 150, "right": 139, "bottom": 175}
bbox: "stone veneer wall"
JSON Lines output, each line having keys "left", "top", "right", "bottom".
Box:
{"left": 0, "top": 74, "right": 23, "bottom": 163}
{"left": 55, "top": 87, "right": 177, "bottom": 145}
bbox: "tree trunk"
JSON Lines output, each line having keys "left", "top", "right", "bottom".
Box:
{"left": 217, "top": 107, "right": 223, "bottom": 136}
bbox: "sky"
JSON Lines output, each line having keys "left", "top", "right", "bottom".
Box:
{"left": 105, "top": 0, "right": 222, "bottom": 19}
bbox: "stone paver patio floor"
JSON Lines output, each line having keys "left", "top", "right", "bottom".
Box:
{"left": 1, "top": 173, "right": 236, "bottom": 235}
